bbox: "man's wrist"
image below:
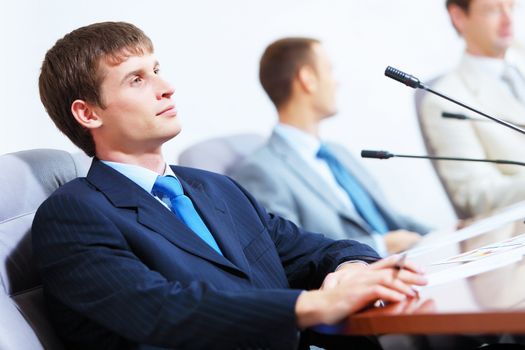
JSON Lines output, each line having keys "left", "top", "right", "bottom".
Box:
{"left": 295, "top": 290, "right": 324, "bottom": 329}
{"left": 335, "top": 260, "right": 369, "bottom": 271}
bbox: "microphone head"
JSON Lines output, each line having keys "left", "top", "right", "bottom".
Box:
{"left": 384, "top": 66, "right": 422, "bottom": 89}
{"left": 361, "top": 150, "right": 393, "bottom": 159}
{"left": 442, "top": 112, "right": 468, "bottom": 120}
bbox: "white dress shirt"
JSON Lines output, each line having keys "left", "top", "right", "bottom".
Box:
{"left": 101, "top": 160, "right": 176, "bottom": 209}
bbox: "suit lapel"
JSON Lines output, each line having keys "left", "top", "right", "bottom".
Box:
{"left": 268, "top": 133, "right": 370, "bottom": 229}
{"left": 174, "top": 169, "right": 251, "bottom": 278}
{"left": 87, "top": 160, "right": 246, "bottom": 276}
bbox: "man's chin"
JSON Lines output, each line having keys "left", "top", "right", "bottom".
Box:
{"left": 160, "top": 127, "right": 182, "bottom": 144}
{"left": 170, "top": 128, "right": 182, "bottom": 139}
{"left": 494, "top": 42, "right": 512, "bottom": 56}
{"left": 325, "top": 109, "right": 338, "bottom": 119}
{"left": 498, "top": 35, "right": 513, "bottom": 48}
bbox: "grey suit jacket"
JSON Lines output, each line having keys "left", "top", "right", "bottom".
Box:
{"left": 231, "top": 131, "right": 428, "bottom": 251}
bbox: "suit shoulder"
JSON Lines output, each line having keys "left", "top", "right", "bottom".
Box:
{"left": 47, "top": 177, "right": 92, "bottom": 197}
{"left": 33, "top": 177, "right": 100, "bottom": 234}
{"left": 36, "top": 177, "right": 97, "bottom": 212}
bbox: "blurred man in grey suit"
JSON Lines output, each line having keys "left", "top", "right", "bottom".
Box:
{"left": 231, "top": 38, "right": 429, "bottom": 256}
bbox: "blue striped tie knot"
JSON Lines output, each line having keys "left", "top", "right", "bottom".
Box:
{"left": 152, "top": 175, "right": 223, "bottom": 254}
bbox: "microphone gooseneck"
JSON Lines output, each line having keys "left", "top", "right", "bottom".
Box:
{"left": 361, "top": 149, "right": 525, "bottom": 167}
{"left": 442, "top": 111, "right": 525, "bottom": 128}
{"left": 384, "top": 66, "right": 525, "bottom": 135}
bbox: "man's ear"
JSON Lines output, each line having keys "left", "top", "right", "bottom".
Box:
{"left": 71, "top": 100, "right": 103, "bottom": 130}
{"left": 448, "top": 4, "right": 467, "bottom": 35}
{"left": 297, "top": 65, "right": 318, "bottom": 94}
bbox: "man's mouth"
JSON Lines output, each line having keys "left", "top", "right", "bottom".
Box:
{"left": 156, "top": 105, "right": 177, "bottom": 116}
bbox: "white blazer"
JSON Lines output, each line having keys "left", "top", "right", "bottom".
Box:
{"left": 420, "top": 49, "right": 525, "bottom": 218}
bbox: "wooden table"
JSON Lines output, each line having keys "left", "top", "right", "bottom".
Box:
{"left": 342, "top": 215, "right": 525, "bottom": 335}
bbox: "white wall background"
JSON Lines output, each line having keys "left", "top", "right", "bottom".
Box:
{"left": 2, "top": 0, "right": 524, "bottom": 228}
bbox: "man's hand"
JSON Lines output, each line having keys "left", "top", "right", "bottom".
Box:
{"left": 320, "top": 262, "right": 368, "bottom": 290}
{"left": 295, "top": 255, "right": 427, "bottom": 329}
{"left": 384, "top": 230, "right": 422, "bottom": 254}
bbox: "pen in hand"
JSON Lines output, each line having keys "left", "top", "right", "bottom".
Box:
{"left": 373, "top": 253, "right": 423, "bottom": 309}
{"left": 393, "top": 253, "right": 421, "bottom": 299}
{"left": 392, "top": 253, "right": 407, "bottom": 280}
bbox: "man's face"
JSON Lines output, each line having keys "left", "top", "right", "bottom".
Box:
{"left": 453, "top": 0, "right": 515, "bottom": 58}
{"left": 310, "top": 44, "right": 338, "bottom": 120}
{"left": 91, "top": 52, "right": 180, "bottom": 155}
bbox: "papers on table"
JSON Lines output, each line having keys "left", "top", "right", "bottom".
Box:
{"left": 425, "top": 252, "right": 524, "bottom": 287}
{"left": 424, "top": 233, "right": 525, "bottom": 287}
{"left": 432, "top": 233, "right": 525, "bottom": 265}
{"left": 404, "top": 202, "right": 525, "bottom": 287}
{"left": 407, "top": 201, "right": 525, "bottom": 258}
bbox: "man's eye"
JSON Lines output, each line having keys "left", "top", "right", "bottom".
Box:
{"left": 154, "top": 67, "right": 160, "bottom": 74}
{"left": 131, "top": 76, "right": 142, "bottom": 84}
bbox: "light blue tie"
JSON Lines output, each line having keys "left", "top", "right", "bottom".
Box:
{"left": 152, "top": 175, "right": 223, "bottom": 255}
{"left": 502, "top": 64, "right": 525, "bottom": 105}
{"left": 316, "top": 144, "right": 389, "bottom": 234}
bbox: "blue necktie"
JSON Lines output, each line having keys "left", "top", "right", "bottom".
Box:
{"left": 316, "top": 144, "right": 389, "bottom": 234}
{"left": 152, "top": 175, "right": 223, "bottom": 255}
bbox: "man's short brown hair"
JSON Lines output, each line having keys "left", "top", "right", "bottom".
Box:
{"left": 446, "top": 0, "right": 474, "bottom": 34}
{"left": 446, "top": 0, "right": 472, "bottom": 11}
{"left": 259, "top": 37, "right": 319, "bottom": 109}
{"left": 39, "top": 21, "right": 154, "bottom": 156}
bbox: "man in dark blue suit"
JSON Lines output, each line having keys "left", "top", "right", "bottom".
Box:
{"left": 33, "top": 22, "right": 426, "bottom": 349}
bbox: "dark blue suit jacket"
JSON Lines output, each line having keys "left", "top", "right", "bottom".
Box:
{"left": 32, "top": 159, "right": 379, "bottom": 350}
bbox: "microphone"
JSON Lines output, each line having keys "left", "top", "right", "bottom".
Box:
{"left": 361, "top": 149, "right": 525, "bottom": 167}
{"left": 442, "top": 111, "right": 525, "bottom": 128}
{"left": 384, "top": 66, "right": 424, "bottom": 89}
{"left": 442, "top": 111, "right": 470, "bottom": 120}
{"left": 384, "top": 66, "right": 525, "bottom": 135}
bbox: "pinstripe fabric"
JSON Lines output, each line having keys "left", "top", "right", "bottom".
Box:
{"left": 32, "top": 159, "right": 379, "bottom": 350}
{"left": 152, "top": 175, "right": 223, "bottom": 255}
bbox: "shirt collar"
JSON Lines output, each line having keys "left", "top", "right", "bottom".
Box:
{"left": 101, "top": 160, "right": 174, "bottom": 194}
{"left": 274, "top": 123, "right": 322, "bottom": 159}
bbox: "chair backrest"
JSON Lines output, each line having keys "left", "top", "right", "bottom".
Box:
{"left": 0, "top": 149, "right": 90, "bottom": 350}
{"left": 178, "top": 133, "right": 266, "bottom": 175}
{"left": 415, "top": 77, "right": 465, "bottom": 219}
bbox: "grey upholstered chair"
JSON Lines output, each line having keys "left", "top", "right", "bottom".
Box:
{"left": 0, "top": 149, "right": 90, "bottom": 350}
{"left": 177, "top": 133, "right": 266, "bottom": 176}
